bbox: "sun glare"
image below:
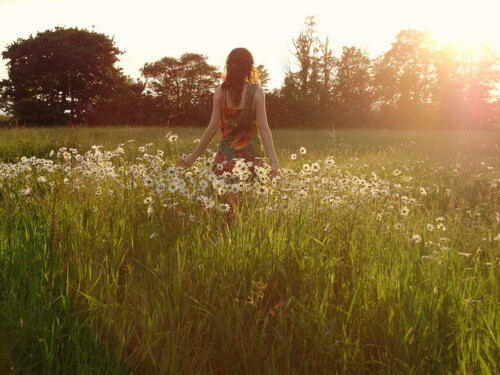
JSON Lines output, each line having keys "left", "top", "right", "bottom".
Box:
{"left": 429, "top": 20, "right": 499, "bottom": 51}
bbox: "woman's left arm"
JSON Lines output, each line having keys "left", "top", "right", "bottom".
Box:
{"left": 177, "top": 86, "right": 222, "bottom": 169}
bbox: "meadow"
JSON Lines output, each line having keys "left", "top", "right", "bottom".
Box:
{"left": 0, "top": 126, "right": 498, "bottom": 374}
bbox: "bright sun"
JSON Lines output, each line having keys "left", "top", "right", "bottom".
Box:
{"left": 429, "top": 20, "right": 499, "bottom": 51}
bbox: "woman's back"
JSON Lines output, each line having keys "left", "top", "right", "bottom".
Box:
{"left": 215, "top": 82, "right": 263, "bottom": 175}
{"left": 223, "top": 82, "right": 252, "bottom": 110}
{"left": 176, "top": 47, "right": 278, "bottom": 183}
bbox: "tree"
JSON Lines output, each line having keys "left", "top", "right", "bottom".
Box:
{"left": 435, "top": 42, "right": 500, "bottom": 129}
{"left": 281, "top": 15, "right": 336, "bottom": 127}
{"left": 0, "top": 26, "right": 123, "bottom": 125}
{"left": 318, "top": 36, "right": 337, "bottom": 106}
{"left": 283, "top": 15, "right": 320, "bottom": 97}
{"left": 141, "top": 53, "right": 220, "bottom": 125}
{"left": 332, "top": 46, "right": 373, "bottom": 127}
{"left": 87, "top": 75, "right": 148, "bottom": 126}
{"left": 372, "top": 29, "right": 439, "bottom": 128}
{"left": 256, "top": 64, "right": 270, "bottom": 92}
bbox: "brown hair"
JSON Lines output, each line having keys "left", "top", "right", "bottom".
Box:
{"left": 221, "top": 48, "right": 260, "bottom": 105}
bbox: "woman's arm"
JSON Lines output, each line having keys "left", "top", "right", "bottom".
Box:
{"left": 254, "top": 85, "right": 279, "bottom": 176}
{"left": 177, "top": 86, "right": 222, "bottom": 169}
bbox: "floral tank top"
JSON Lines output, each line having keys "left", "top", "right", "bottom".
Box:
{"left": 213, "top": 82, "right": 263, "bottom": 176}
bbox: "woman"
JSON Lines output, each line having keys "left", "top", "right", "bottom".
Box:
{"left": 177, "top": 48, "right": 279, "bottom": 217}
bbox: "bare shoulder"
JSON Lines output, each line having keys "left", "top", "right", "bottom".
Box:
{"left": 212, "top": 85, "right": 223, "bottom": 104}
{"left": 254, "top": 84, "right": 265, "bottom": 102}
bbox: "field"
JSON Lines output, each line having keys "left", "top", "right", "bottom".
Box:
{"left": 0, "top": 126, "right": 499, "bottom": 374}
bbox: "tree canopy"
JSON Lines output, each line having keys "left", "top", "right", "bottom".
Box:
{"left": 1, "top": 20, "right": 499, "bottom": 129}
{"left": 1, "top": 26, "right": 125, "bottom": 125}
{"left": 141, "top": 53, "right": 220, "bottom": 125}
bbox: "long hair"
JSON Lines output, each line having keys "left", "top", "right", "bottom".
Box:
{"left": 221, "top": 48, "right": 260, "bottom": 105}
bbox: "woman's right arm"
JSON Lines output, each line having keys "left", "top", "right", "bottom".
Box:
{"left": 177, "top": 86, "right": 222, "bottom": 169}
{"left": 254, "top": 85, "right": 279, "bottom": 176}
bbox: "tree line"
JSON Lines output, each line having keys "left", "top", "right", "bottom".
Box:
{"left": 1, "top": 16, "right": 499, "bottom": 129}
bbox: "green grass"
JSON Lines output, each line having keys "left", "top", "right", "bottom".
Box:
{"left": 0, "top": 126, "right": 499, "bottom": 374}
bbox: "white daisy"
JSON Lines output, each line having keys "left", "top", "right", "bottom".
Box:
{"left": 218, "top": 203, "right": 230, "bottom": 213}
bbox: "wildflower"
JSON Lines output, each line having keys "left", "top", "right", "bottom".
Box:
{"left": 291, "top": 154, "right": 297, "bottom": 160}
{"left": 297, "top": 189, "right": 307, "bottom": 198}
{"left": 400, "top": 206, "right": 409, "bottom": 216}
{"left": 168, "top": 182, "right": 179, "bottom": 193}
{"left": 258, "top": 185, "right": 269, "bottom": 194}
{"left": 199, "top": 180, "right": 208, "bottom": 190}
{"left": 147, "top": 205, "right": 154, "bottom": 217}
{"left": 394, "top": 223, "right": 403, "bottom": 230}
{"left": 95, "top": 187, "right": 102, "bottom": 195}
{"left": 218, "top": 203, "right": 230, "bottom": 213}
{"left": 144, "top": 176, "right": 154, "bottom": 187}
{"left": 302, "top": 164, "right": 310, "bottom": 172}
{"left": 420, "top": 187, "right": 427, "bottom": 196}
{"left": 426, "top": 223, "right": 435, "bottom": 231}
{"left": 299, "top": 147, "right": 306, "bottom": 155}
{"left": 437, "top": 223, "right": 446, "bottom": 231}
{"left": 203, "top": 197, "right": 215, "bottom": 209}
{"left": 138, "top": 146, "right": 146, "bottom": 153}
{"left": 156, "top": 183, "right": 166, "bottom": 193}
{"left": 37, "top": 176, "right": 46, "bottom": 183}
{"left": 392, "top": 169, "right": 401, "bottom": 176}
{"left": 436, "top": 217, "right": 445, "bottom": 222}
{"left": 144, "top": 197, "right": 153, "bottom": 205}
{"left": 411, "top": 234, "right": 422, "bottom": 243}
{"left": 20, "top": 187, "right": 31, "bottom": 195}
{"left": 324, "top": 156, "right": 335, "bottom": 165}
{"left": 229, "top": 183, "right": 241, "bottom": 193}
{"left": 150, "top": 232, "right": 158, "bottom": 239}
{"left": 203, "top": 159, "right": 213, "bottom": 169}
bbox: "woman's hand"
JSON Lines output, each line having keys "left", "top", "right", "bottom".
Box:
{"left": 176, "top": 154, "right": 196, "bottom": 170}
{"left": 269, "top": 160, "right": 279, "bottom": 179}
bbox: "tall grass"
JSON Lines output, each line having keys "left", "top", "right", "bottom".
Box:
{"left": 0, "top": 127, "right": 498, "bottom": 373}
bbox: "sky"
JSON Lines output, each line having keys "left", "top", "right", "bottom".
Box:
{"left": 1, "top": 0, "right": 500, "bottom": 90}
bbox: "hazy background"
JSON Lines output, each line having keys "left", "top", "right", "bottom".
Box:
{"left": 2, "top": 0, "right": 500, "bottom": 90}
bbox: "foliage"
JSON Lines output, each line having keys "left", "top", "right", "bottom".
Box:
{"left": 0, "top": 127, "right": 498, "bottom": 373}
{"left": 332, "top": 46, "right": 373, "bottom": 127}
{"left": 280, "top": 15, "right": 337, "bottom": 128}
{"left": 1, "top": 20, "right": 499, "bottom": 129}
{"left": 256, "top": 64, "right": 270, "bottom": 92}
{"left": 87, "top": 75, "right": 148, "bottom": 126}
{"left": 0, "top": 26, "right": 124, "bottom": 126}
{"left": 435, "top": 42, "right": 500, "bottom": 129}
{"left": 141, "top": 53, "right": 220, "bottom": 126}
